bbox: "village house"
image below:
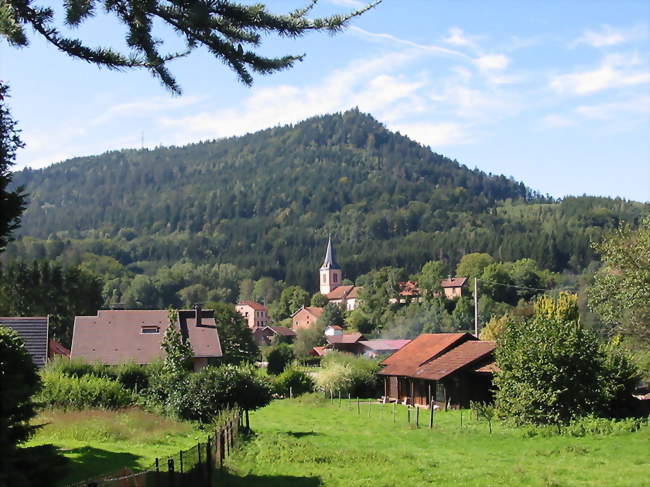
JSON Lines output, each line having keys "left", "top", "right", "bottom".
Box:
{"left": 235, "top": 301, "right": 270, "bottom": 329}
{"left": 441, "top": 277, "right": 468, "bottom": 299}
{"left": 324, "top": 325, "right": 344, "bottom": 336}
{"left": 356, "top": 339, "right": 411, "bottom": 358}
{"left": 291, "top": 306, "right": 324, "bottom": 330}
{"left": 320, "top": 237, "right": 362, "bottom": 311}
{"left": 0, "top": 316, "right": 49, "bottom": 368}
{"left": 378, "top": 333, "right": 496, "bottom": 409}
{"left": 325, "top": 332, "right": 365, "bottom": 353}
{"left": 70, "top": 307, "right": 222, "bottom": 370}
{"left": 252, "top": 325, "right": 296, "bottom": 346}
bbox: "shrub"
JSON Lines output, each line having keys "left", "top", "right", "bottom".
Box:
{"left": 562, "top": 415, "right": 647, "bottom": 437}
{"left": 274, "top": 367, "right": 314, "bottom": 397}
{"left": 115, "top": 362, "right": 149, "bottom": 392}
{"left": 319, "top": 352, "right": 380, "bottom": 397}
{"left": 45, "top": 356, "right": 115, "bottom": 379}
{"left": 38, "top": 372, "right": 133, "bottom": 409}
{"left": 267, "top": 343, "right": 294, "bottom": 375}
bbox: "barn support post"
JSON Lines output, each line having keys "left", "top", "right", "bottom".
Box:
{"left": 428, "top": 384, "right": 432, "bottom": 407}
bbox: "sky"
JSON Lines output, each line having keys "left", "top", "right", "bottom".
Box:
{"left": 2, "top": 0, "right": 649, "bottom": 202}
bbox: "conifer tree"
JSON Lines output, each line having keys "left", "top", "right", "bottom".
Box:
{"left": 2, "top": 0, "right": 379, "bottom": 93}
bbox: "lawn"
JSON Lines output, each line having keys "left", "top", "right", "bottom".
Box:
{"left": 26, "top": 408, "right": 205, "bottom": 486}
{"left": 219, "top": 396, "right": 649, "bottom": 487}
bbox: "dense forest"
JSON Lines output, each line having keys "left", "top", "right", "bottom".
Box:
{"left": 5, "top": 110, "right": 648, "bottom": 301}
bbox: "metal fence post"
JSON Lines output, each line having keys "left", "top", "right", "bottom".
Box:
{"left": 206, "top": 436, "right": 213, "bottom": 487}
{"left": 407, "top": 406, "right": 411, "bottom": 424}
{"left": 179, "top": 449, "right": 183, "bottom": 473}
{"left": 416, "top": 406, "right": 420, "bottom": 428}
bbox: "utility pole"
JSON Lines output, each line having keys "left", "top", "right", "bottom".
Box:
{"left": 474, "top": 277, "right": 479, "bottom": 337}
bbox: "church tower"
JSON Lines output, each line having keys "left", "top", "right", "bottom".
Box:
{"left": 320, "top": 236, "right": 342, "bottom": 295}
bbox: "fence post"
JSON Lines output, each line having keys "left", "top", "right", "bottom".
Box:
{"left": 416, "top": 406, "right": 420, "bottom": 428}
{"left": 226, "top": 425, "right": 230, "bottom": 457}
{"left": 179, "top": 449, "right": 183, "bottom": 473}
{"left": 393, "top": 402, "right": 396, "bottom": 423}
{"left": 357, "top": 397, "right": 360, "bottom": 415}
{"left": 206, "top": 436, "right": 213, "bottom": 487}
{"left": 407, "top": 406, "right": 411, "bottom": 424}
{"left": 197, "top": 442, "right": 202, "bottom": 468}
{"left": 348, "top": 393, "right": 351, "bottom": 410}
{"left": 290, "top": 386, "right": 293, "bottom": 399}
{"left": 429, "top": 397, "right": 434, "bottom": 429}
{"left": 167, "top": 458, "right": 175, "bottom": 487}
{"left": 338, "top": 390, "right": 341, "bottom": 407}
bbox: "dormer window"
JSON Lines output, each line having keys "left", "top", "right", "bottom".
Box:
{"left": 141, "top": 325, "right": 160, "bottom": 334}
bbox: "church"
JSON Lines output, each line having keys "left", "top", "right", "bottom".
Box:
{"left": 319, "top": 237, "right": 362, "bottom": 311}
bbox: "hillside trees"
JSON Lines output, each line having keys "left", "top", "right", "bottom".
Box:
{"left": 2, "top": 1, "right": 378, "bottom": 94}
{"left": 209, "top": 302, "right": 259, "bottom": 365}
{"left": 0, "top": 83, "right": 26, "bottom": 251}
{"left": 588, "top": 217, "right": 650, "bottom": 345}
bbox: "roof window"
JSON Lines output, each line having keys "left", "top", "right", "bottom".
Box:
{"left": 141, "top": 325, "right": 160, "bottom": 334}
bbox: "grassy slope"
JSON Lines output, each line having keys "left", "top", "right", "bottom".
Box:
{"left": 221, "top": 397, "right": 649, "bottom": 487}
{"left": 26, "top": 408, "right": 204, "bottom": 486}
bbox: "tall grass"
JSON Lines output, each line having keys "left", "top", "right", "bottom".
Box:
{"left": 38, "top": 372, "right": 134, "bottom": 409}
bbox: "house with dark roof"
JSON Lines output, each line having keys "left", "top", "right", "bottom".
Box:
{"left": 325, "top": 332, "right": 365, "bottom": 353}
{"left": 378, "top": 333, "right": 496, "bottom": 409}
{"left": 252, "top": 325, "right": 296, "bottom": 346}
{"left": 291, "top": 306, "right": 324, "bottom": 330}
{"left": 356, "top": 339, "right": 411, "bottom": 358}
{"left": 0, "top": 317, "right": 49, "bottom": 368}
{"left": 71, "top": 308, "right": 222, "bottom": 370}
{"left": 235, "top": 301, "right": 270, "bottom": 329}
{"left": 441, "top": 277, "right": 468, "bottom": 299}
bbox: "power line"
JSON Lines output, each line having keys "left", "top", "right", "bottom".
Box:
{"left": 477, "top": 278, "right": 552, "bottom": 293}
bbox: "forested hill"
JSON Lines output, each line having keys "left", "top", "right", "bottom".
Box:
{"left": 8, "top": 109, "right": 648, "bottom": 291}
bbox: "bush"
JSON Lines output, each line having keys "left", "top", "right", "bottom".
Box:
{"left": 267, "top": 343, "right": 294, "bottom": 375}
{"left": 38, "top": 372, "right": 134, "bottom": 409}
{"left": 318, "top": 352, "right": 380, "bottom": 397}
{"left": 44, "top": 356, "right": 115, "bottom": 379}
{"left": 562, "top": 415, "right": 647, "bottom": 437}
{"left": 115, "top": 362, "right": 149, "bottom": 392}
{"left": 274, "top": 367, "right": 314, "bottom": 397}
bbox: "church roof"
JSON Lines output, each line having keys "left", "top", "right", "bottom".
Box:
{"left": 320, "top": 236, "right": 340, "bottom": 270}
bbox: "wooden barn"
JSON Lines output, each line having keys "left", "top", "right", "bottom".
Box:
{"left": 378, "top": 333, "right": 496, "bottom": 409}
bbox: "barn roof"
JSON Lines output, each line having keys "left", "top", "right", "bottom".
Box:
{"left": 71, "top": 309, "right": 222, "bottom": 365}
{"left": 440, "top": 277, "right": 468, "bottom": 288}
{"left": 378, "top": 333, "right": 473, "bottom": 377}
{"left": 0, "top": 317, "right": 49, "bottom": 368}
{"left": 268, "top": 326, "right": 297, "bottom": 337}
{"left": 414, "top": 341, "right": 496, "bottom": 380}
{"left": 358, "top": 339, "right": 411, "bottom": 352}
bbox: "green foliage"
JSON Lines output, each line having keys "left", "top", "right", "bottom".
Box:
{"left": 457, "top": 253, "right": 495, "bottom": 279}
{"left": 273, "top": 367, "right": 315, "bottom": 397}
{"left": 495, "top": 294, "right": 640, "bottom": 426}
{"left": 160, "top": 308, "right": 193, "bottom": 375}
{"left": 317, "top": 352, "right": 380, "bottom": 397}
{"left": 0, "top": 326, "right": 41, "bottom": 485}
{"left": 589, "top": 216, "right": 650, "bottom": 345}
{"left": 293, "top": 320, "right": 326, "bottom": 358}
{"left": 38, "top": 372, "right": 133, "bottom": 409}
{"left": 0, "top": 82, "right": 26, "bottom": 252}
{"left": 275, "top": 285, "right": 310, "bottom": 320}
{"left": 0, "top": 260, "right": 103, "bottom": 346}
{"left": 480, "top": 263, "right": 517, "bottom": 305}
{"left": 358, "top": 266, "right": 406, "bottom": 333}
{"left": 416, "top": 260, "right": 445, "bottom": 301}
{"left": 210, "top": 302, "right": 259, "bottom": 365}
{"left": 346, "top": 309, "right": 372, "bottom": 333}
{"left": 114, "top": 362, "right": 149, "bottom": 392}
{"left": 319, "top": 302, "right": 346, "bottom": 328}
{"left": 310, "top": 293, "right": 329, "bottom": 308}
{"left": 266, "top": 343, "right": 295, "bottom": 375}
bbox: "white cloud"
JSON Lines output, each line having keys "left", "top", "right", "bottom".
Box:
{"left": 393, "top": 121, "right": 467, "bottom": 147}
{"left": 572, "top": 24, "right": 648, "bottom": 48}
{"left": 541, "top": 114, "right": 576, "bottom": 128}
{"left": 327, "top": 0, "right": 366, "bottom": 8}
{"left": 90, "top": 96, "right": 203, "bottom": 126}
{"left": 443, "top": 27, "right": 479, "bottom": 50}
{"left": 576, "top": 95, "right": 650, "bottom": 120}
{"left": 550, "top": 53, "right": 650, "bottom": 95}
{"left": 476, "top": 54, "right": 510, "bottom": 71}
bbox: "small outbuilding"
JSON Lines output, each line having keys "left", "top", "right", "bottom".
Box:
{"left": 378, "top": 333, "right": 496, "bottom": 409}
{"left": 253, "top": 325, "right": 296, "bottom": 346}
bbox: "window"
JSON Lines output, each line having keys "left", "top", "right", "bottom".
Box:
{"left": 141, "top": 326, "right": 160, "bottom": 334}
{"left": 333, "top": 273, "right": 338, "bottom": 283}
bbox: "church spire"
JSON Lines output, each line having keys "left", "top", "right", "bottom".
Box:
{"left": 320, "top": 235, "right": 340, "bottom": 270}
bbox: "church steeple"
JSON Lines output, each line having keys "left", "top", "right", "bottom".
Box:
{"left": 320, "top": 235, "right": 340, "bottom": 270}
{"left": 319, "top": 236, "right": 342, "bottom": 294}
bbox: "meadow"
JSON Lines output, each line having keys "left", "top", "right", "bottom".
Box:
{"left": 219, "top": 396, "right": 649, "bottom": 487}
{"left": 26, "top": 408, "right": 204, "bottom": 486}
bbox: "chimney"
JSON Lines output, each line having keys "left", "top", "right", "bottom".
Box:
{"left": 194, "top": 303, "right": 202, "bottom": 326}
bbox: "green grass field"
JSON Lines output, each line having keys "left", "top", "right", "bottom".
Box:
{"left": 219, "top": 396, "right": 649, "bottom": 487}
{"left": 26, "top": 408, "right": 204, "bottom": 486}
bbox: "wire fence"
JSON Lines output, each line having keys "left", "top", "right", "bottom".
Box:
{"left": 67, "top": 409, "right": 241, "bottom": 487}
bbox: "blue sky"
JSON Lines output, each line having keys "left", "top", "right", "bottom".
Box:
{"left": 3, "top": 0, "right": 649, "bottom": 201}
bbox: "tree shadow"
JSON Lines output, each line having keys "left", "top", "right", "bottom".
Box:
{"left": 12, "top": 444, "right": 69, "bottom": 487}
{"left": 58, "top": 445, "right": 143, "bottom": 485}
{"left": 286, "top": 431, "right": 321, "bottom": 438}
{"left": 215, "top": 470, "right": 322, "bottom": 487}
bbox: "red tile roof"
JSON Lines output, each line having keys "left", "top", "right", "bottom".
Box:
{"left": 378, "top": 333, "right": 472, "bottom": 377}
{"left": 237, "top": 301, "right": 267, "bottom": 311}
{"left": 326, "top": 332, "right": 364, "bottom": 344}
{"left": 310, "top": 346, "right": 327, "bottom": 356}
{"left": 398, "top": 281, "right": 420, "bottom": 296}
{"left": 325, "top": 285, "right": 356, "bottom": 300}
{"left": 441, "top": 277, "right": 468, "bottom": 288}
{"left": 71, "top": 309, "right": 222, "bottom": 365}
{"left": 414, "top": 341, "right": 496, "bottom": 380}
{"left": 474, "top": 361, "right": 500, "bottom": 373}
{"left": 49, "top": 338, "right": 70, "bottom": 358}
{"left": 303, "top": 307, "right": 324, "bottom": 318}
